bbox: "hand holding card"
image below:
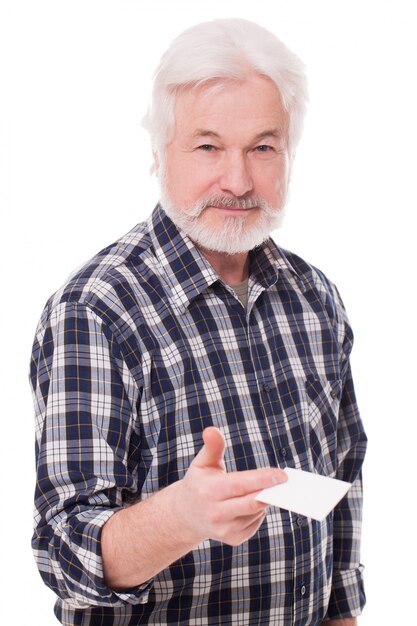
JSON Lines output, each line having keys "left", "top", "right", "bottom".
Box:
{"left": 255, "top": 467, "right": 352, "bottom": 521}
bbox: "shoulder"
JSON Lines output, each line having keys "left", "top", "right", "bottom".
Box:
{"left": 280, "top": 247, "right": 341, "bottom": 302}
{"left": 37, "top": 219, "right": 159, "bottom": 333}
{"left": 270, "top": 241, "right": 337, "bottom": 293}
{"left": 272, "top": 243, "right": 352, "bottom": 346}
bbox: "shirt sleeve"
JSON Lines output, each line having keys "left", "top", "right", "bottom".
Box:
{"left": 324, "top": 287, "right": 367, "bottom": 619}
{"left": 30, "top": 300, "right": 152, "bottom": 608}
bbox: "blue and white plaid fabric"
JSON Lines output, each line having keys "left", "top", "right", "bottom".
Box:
{"left": 30, "top": 204, "right": 367, "bottom": 625}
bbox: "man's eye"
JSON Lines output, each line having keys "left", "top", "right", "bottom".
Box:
{"left": 255, "top": 145, "right": 273, "bottom": 152}
{"left": 198, "top": 144, "right": 216, "bottom": 152}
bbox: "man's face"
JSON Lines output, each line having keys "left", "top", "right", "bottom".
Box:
{"left": 158, "top": 74, "right": 291, "bottom": 255}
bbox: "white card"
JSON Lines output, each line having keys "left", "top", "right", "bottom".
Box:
{"left": 255, "top": 467, "right": 352, "bottom": 521}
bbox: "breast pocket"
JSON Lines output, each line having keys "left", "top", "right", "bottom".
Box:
{"left": 305, "top": 376, "right": 342, "bottom": 476}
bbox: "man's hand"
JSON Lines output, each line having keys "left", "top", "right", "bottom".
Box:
{"left": 102, "top": 427, "right": 287, "bottom": 589}
{"left": 173, "top": 427, "right": 288, "bottom": 546}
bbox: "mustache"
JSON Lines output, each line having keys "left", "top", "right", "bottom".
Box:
{"left": 188, "top": 195, "right": 273, "bottom": 217}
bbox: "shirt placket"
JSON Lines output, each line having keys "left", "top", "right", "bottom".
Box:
{"left": 247, "top": 285, "right": 313, "bottom": 625}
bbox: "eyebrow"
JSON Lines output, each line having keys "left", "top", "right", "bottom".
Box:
{"left": 191, "top": 130, "right": 221, "bottom": 140}
{"left": 253, "top": 129, "right": 283, "bottom": 141}
{"left": 191, "top": 128, "right": 283, "bottom": 141}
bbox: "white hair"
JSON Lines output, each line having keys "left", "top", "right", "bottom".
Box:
{"left": 159, "top": 192, "right": 287, "bottom": 255}
{"left": 142, "top": 18, "right": 308, "bottom": 166}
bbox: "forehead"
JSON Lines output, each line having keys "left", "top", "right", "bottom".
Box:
{"left": 172, "top": 74, "right": 289, "bottom": 139}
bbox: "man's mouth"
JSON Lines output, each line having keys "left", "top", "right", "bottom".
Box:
{"left": 211, "top": 205, "right": 256, "bottom": 212}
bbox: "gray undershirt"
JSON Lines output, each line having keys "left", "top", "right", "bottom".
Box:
{"left": 231, "top": 278, "right": 249, "bottom": 308}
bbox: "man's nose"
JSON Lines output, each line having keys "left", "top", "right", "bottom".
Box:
{"left": 219, "top": 153, "right": 253, "bottom": 197}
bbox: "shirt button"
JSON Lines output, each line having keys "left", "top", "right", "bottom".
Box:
{"left": 300, "top": 584, "right": 306, "bottom": 596}
{"left": 296, "top": 516, "right": 303, "bottom": 527}
{"left": 263, "top": 382, "right": 271, "bottom": 393}
{"left": 330, "top": 388, "right": 338, "bottom": 399}
{"left": 280, "top": 447, "right": 287, "bottom": 458}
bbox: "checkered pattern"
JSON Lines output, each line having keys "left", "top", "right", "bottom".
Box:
{"left": 30, "top": 205, "right": 367, "bottom": 625}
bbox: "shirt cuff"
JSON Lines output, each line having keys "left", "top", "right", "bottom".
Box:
{"left": 324, "top": 564, "right": 366, "bottom": 619}
{"left": 55, "top": 508, "right": 154, "bottom": 608}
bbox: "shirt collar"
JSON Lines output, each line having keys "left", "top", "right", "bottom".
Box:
{"left": 249, "top": 237, "right": 306, "bottom": 292}
{"left": 148, "top": 205, "right": 219, "bottom": 313}
{"left": 148, "top": 204, "right": 305, "bottom": 313}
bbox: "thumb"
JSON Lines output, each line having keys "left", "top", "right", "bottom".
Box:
{"left": 192, "top": 427, "right": 226, "bottom": 470}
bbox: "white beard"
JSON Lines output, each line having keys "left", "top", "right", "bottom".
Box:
{"left": 159, "top": 189, "right": 286, "bottom": 255}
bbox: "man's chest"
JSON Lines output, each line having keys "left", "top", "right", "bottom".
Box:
{"left": 131, "top": 283, "right": 343, "bottom": 494}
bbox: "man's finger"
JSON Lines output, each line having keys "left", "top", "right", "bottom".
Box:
{"left": 219, "top": 467, "right": 288, "bottom": 499}
{"left": 191, "top": 427, "right": 226, "bottom": 470}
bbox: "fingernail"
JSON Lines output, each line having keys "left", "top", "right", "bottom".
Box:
{"left": 271, "top": 471, "right": 287, "bottom": 485}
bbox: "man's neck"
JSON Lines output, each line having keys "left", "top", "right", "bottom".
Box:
{"left": 197, "top": 247, "right": 249, "bottom": 286}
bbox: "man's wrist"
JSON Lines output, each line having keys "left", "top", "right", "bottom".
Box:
{"left": 102, "top": 480, "right": 202, "bottom": 590}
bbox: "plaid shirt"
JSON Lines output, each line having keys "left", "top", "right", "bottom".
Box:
{"left": 30, "top": 205, "right": 367, "bottom": 625}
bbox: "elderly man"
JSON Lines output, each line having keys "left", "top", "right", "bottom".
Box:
{"left": 30, "top": 18, "right": 366, "bottom": 626}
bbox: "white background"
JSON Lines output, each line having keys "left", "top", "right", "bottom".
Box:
{"left": 1, "top": 0, "right": 416, "bottom": 623}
